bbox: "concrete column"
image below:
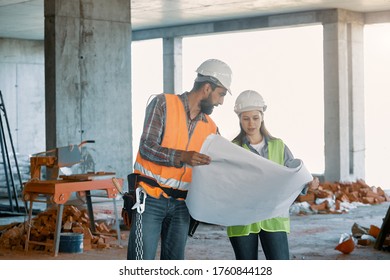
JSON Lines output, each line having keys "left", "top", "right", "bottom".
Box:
{"left": 322, "top": 10, "right": 365, "bottom": 182}
{"left": 163, "top": 37, "right": 182, "bottom": 94}
{"left": 44, "top": 0, "right": 132, "bottom": 180}
{"left": 349, "top": 20, "right": 365, "bottom": 180}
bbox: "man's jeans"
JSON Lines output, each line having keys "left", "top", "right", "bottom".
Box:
{"left": 127, "top": 194, "right": 190, "bottom": 260}
{"left": 229, "top": 230, "right": 290, "bottom": 260}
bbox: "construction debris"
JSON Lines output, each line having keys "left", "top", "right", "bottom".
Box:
{"left": 290, "top": 179, "right": 390, "bottom": 254}
{"left": 335, "top": 233, "right": 355, "bottom": 254}
{"left": 334, "top": 222, "right": 390, "bottom": 255}
{"left": 354, "top": 224, "right": 390, "bottom": 247}
{"left": 291, "top": 179, "right": 390, "bottom": 215}
{"left": 0, "top": 205, "right": 125, "bottom": 252}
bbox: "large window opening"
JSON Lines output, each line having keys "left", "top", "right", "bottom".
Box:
{"left": 182, "top": 25, "right": 324, "bottom": 174}
{"left": 131, "top": 39, "right": 163, "bottom": 152}
{"left": 364, "top": 23, "right": 390, "bottom": 190}
{"left": 131, "top": 25, "right": 325, "bottom": 175}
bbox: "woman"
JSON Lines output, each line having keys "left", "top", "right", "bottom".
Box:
{"left": 228, "top": 90, "right": 318, "bottom": 260}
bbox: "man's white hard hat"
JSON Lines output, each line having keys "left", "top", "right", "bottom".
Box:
{"left": 195, "top": 59, "right": 232, "bottom": 94}
{"left": 234, "top": 90, "right": 267, "bottom": 114}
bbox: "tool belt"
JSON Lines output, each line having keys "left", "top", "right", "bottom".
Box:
{"left": 121, "top": 173, "right": 188, "bottom": 229}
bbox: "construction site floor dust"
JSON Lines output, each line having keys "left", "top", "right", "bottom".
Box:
{"left": 0, "top": 202, "right": 389, "bottom": 260}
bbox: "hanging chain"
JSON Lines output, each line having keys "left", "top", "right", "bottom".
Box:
{"left": 132, "top": 188, "right": 147, "bottom": 260}
{"left": 135, "top": 212, "right": 143, "bottom": 260}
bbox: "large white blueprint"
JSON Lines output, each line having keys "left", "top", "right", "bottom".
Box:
{"left": 186, "top": 134, "right": 313, "bottom": 226}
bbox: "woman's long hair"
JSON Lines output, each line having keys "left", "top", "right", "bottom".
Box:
{"left": 232, "top": 111, "right": 276, "bottom": 146}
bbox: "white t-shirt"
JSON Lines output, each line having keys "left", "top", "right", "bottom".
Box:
{"left": 250, "top": 138, "right": 265, "bottom": 154}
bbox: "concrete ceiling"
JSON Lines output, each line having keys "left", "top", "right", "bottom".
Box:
{"left": 1, "top": 0, "right": 390, "bottom": 40}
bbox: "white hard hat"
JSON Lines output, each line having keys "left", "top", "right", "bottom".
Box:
{"left": 195, "top": 59, "right": 232, "bottom": 94}
{"left": 234, "top": 90, "right": 267, "bottom": 114}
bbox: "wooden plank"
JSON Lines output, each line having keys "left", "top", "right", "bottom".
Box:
{"left": 59, "top": 172, "right": 116, "bottom": 181}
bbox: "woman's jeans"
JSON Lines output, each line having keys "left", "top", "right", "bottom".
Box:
{"left": 127, "top": 194, "right": 190, "bottom": 260}
{"left": 229, "top": 230, "right": 290, "bottom": 260}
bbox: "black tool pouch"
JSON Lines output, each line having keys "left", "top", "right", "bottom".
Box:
{"left": 121, "top": 173, "right": 138, "bottom": 229}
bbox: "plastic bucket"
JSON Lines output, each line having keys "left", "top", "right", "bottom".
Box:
{"left": 59, "top": 233, "right": 84, "bottom": 254}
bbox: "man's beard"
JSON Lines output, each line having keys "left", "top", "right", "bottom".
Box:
{"left": 200, "top": 98, "right": 214, "bottom": 115}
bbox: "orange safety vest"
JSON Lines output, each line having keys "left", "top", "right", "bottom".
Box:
{"left": 134, "top": 93, "right": 217, "bottom": 199}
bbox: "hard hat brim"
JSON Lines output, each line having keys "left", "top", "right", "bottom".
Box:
{"left": 195, "top": 75, "right": 232, "bottom": 95}
{"left": 234, "top": 105, "right": 267, "bottom": 114}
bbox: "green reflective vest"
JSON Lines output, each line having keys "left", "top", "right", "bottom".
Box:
{"left": 227, "top": 138, "right": 290, "bottom": 237}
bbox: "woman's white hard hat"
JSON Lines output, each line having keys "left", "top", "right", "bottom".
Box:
{"left": 234, "top": 90, "right": 267, "bottom": 114}
{"left": 195, "top": 59, "right": 233, "bottom": 94}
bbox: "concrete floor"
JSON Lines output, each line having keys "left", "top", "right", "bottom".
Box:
{"left": 0, "top": 200, "right": 389, "bottom": 260}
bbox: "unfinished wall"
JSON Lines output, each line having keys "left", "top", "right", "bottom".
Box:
{"left": 0, "top": 38, "right": 45, "bottom": 157}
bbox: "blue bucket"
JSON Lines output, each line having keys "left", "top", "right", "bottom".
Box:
{"left": 59, "top": 233, "right": 84, "bottom": 254}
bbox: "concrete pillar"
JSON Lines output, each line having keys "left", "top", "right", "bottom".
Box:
{"left": 44, "top": 0, "right": 132, "bottom": 180}
{"left": 163, "top": 37, "right": 182, "bottom": 94}
{"left": 322, "top": 10, "right": 365, "bottom": 182}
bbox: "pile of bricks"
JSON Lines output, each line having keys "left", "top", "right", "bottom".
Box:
{"left": 0, "top": 205, "right": 125, "bottom": 252}
{"left": 294, "top": 179, "right": 390, "bottom": 214}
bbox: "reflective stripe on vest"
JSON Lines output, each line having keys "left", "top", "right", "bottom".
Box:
{"left": 134, "top": 93, "right": 217, "bottom": 198}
